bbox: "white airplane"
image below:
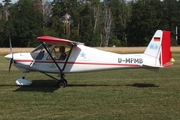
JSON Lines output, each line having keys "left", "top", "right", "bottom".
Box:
{"left": 4, "top": 30, "right": 174, "bottom": 88}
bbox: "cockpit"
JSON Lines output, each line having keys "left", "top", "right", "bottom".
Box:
{"left": 30, "top": 43, "right": 69, "bottom": 61}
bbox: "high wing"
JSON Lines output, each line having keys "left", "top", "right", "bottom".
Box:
{"left": 37, "top": 36, "right": 84, "bottom": 45}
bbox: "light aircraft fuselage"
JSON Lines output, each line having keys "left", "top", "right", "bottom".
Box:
{"left": 4, "top": 30, "right": 174, "bottom": 87}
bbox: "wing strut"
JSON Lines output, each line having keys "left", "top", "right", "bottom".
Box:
{"left": 62, "top": 43, "right": 74, "bottom": 71}
{"left": 41, "top": 42, "right": 75, "bottom": 88}
{"left": 41, "top": 72, "right": 59, "bottom": 82}
{"left": 41, "top": 42, "right": 63, "bottom": 73}
{"left": 41, "top": 42, "right": 75, "bottom": 75}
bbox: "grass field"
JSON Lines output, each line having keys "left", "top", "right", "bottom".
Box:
{"left": 0, "top": 53, "right": 180, "bottom": 119}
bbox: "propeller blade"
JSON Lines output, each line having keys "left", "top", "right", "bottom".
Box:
{"left": 9, "top": 37, "right": 12, "bottom": 54}
{"left": 8, "top": 37, "right": 13, "bottom": 73}
{"left": 9, "top": 58, "right": 13, "bottom": 73}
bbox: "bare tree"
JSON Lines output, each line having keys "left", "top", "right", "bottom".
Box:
{"left": 2, "top": 0, "right": 11, "bottom": 21}
{"left": 42, "top": 0, "right": 52, "bottom": 28}
{"left": 103, "top": 3, "right": 112, "bottom": 47}
{"left": 63, "top": 12, "right": 71, "bottom": 37}
{"left": 93, "top": 5, "right": 99, "bottom": 33}
{"left": 34, "top": 0, "right": 52, "bottom": 28}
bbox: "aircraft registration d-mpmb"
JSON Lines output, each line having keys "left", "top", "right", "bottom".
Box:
{"left": 5, "top": 30, "right": 175, "bottom": 88}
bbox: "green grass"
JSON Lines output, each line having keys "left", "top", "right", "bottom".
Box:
{"left": 0, "top": 54, "right": 180, "bottom": 120}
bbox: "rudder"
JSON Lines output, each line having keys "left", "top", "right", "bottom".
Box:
{"left": 160, "top": 31, "right": 172, "bottom": 66}
{"left": 143, "top": 30, "right": 173, "bottom": 67}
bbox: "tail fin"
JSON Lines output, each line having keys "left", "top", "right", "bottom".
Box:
{"left": 143, "top": 30, "right": 174, "bottom": 68}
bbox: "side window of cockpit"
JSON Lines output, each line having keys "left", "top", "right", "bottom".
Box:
{"left": 47, "top": 47, "right": 58, "bottom": 60}
{"left": 59, "top": 46, "right": 67, "bottom": 60}
{"left": 47, "top": 46, "right": 69, "bottom": 60}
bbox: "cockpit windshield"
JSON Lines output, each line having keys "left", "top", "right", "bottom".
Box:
{"left": 30, "top": 43, "right": 49, "bottom": 60}
{"left": 31, "top": 43, "right": 45, "bottom": 53}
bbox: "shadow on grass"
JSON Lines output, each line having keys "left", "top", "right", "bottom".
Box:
{"left": 13, "top": 80, "right": 58, "bottom": 93}
{"left": 67, "top": 83, "right": 159, "bottom": 88}
{"left": 0, "top": 84, "right": 17, "bottom": 87}
{"left": 13, "top": 80, "right": 159, "bottom": 92}
{"left": 67, "top": 84, "right": 124, "bottom": 87}
{"left": 126, "top": 83, "right": 159, "bottom": 88}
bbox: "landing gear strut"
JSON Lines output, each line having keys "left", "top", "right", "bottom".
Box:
{"left": 57, "top": 73, "right": 67, "bottom": 88}
{"left": 22, "top": 73, "right": 26, "bottom": 79}
{"left": 42, "top": 72, "right": 68, "bottom": 88}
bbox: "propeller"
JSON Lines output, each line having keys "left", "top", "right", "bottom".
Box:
{"left": 8, "top": 37, "right": 13, "bottom": 72}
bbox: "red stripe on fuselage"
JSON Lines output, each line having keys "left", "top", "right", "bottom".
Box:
{"left": 14, "top": 60, "right": 33, "bottom": 63}
{"left": 67, "top": 62, "right": 140, "bottom": 66}
{"left": 14, "top": 60, "right": 141, "bottom": 67}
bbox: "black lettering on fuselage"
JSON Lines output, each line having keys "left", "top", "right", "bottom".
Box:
{"left": 118, "top": 58, "right": 143, "bottom": 64}
{"left": 118, "top": 58, "right": 122, "bottom": 63}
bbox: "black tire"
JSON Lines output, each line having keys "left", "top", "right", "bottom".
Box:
{"left": 57, "top": 81, "right": 65, "bottom": 88}
{"left": 63, "top": 79, "right": 67, "bottom": 86}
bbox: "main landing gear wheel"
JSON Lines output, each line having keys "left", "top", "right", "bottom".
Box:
{"left": 57, "top": 79, "right": 67, "bottom": 88}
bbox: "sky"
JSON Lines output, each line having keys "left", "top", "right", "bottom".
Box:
{"left": 0, "top": 0, "right": 53, "bottom": 4}
{"left": 1, "top": 0, "right": 103, "bottom": 4}
{"left": 0, "top": 0, "right": 132, "bottom": 4}
{"left": 0, "top": 0, "right": 18, "bottom": 4}
{"left": 0, "top": 0, "right": 54, "bottom": 3}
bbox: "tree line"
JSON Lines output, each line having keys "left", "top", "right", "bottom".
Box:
{"left": 0, "top": 0, "right": 180, "bottom": 47}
